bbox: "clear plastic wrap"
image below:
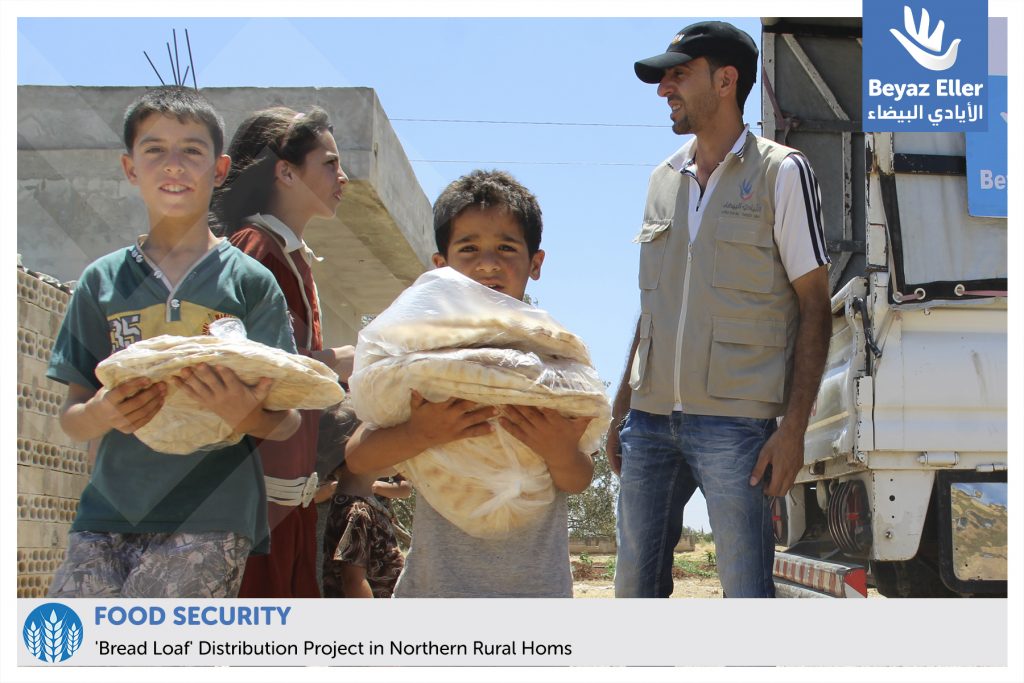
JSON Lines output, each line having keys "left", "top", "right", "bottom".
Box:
{"left": 354, "top": 267, "right": 593, "bottom": 370}
{"left": 96, "top": 335, "right": 345, "bottom": 455}
{"left": 349, "top": 267, "right": 611, "bottom": 539}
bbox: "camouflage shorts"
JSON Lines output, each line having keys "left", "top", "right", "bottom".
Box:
{"left": 47, "top": 530, "right": 252, "bottom": 598}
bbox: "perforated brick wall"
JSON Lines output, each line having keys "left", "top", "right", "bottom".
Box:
{"left": 16, "top": 267, "right": 89, "bottom": 598}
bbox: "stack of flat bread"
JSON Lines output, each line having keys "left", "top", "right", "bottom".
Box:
{"left": 96, "top": 334, "right": 345, "bottom": 454}
{"left": 349, "top": 267, "right": 611, "bottom": 539}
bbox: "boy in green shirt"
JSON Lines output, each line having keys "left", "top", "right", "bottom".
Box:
{"left": 46, "top": 86, "right": 300, "bottom": 598}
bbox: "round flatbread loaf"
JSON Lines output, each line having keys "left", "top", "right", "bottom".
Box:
{"left": 354, "top": 267, "right": 593, "bottom": 370}
{"left": 96, "top": 335, "right": 345, "bottom": 454}
{"left": 350, "top": 348, "right": 610, "bottom": 538}
{"left": 350, "top": 268, "right": 611, "bottom": 539}
{"left": 398, "top": 429, "right": 557, "bottom": 539}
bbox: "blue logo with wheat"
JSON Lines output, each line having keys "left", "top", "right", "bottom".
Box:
{"left": 23, "top": 603, "right": 83, "bottom": 663}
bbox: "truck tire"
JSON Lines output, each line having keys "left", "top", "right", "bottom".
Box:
{"left": 870, "top": 557, "right": 958, "bottom": 598}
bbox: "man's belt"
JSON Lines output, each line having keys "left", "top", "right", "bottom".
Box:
{"left": 265, "top": 472, "right": 319, "bottom": 507}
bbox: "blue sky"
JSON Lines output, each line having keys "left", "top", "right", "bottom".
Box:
{"left": 17, "top": 15, "right": 767, "bottom": 533}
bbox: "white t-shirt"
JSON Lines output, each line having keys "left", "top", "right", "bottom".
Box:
{"left": 665, "top": 126, "right": 830, "bottom": 282}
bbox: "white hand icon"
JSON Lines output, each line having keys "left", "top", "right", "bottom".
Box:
{"left": 890, "top": 5, "right": 961, "bottom": 71}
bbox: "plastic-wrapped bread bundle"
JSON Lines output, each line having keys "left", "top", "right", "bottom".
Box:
{"left": 95, "top": 320, "right": 345, "bottom": 455}
{"left": 349, "top": 267, "right": 611, "bottom": 539}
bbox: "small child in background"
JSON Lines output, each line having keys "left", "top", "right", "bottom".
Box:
{"left": 318, "top": 402, "right": 411, "bottom": 598}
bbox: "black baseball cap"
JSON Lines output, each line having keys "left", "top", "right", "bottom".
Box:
{"left": 634, "top": 21, "right": 758, "bottom": 84}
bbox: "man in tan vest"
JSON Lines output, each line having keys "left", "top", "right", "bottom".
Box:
{"left": 608, "top": 21, "right": 832, "bottom": 597}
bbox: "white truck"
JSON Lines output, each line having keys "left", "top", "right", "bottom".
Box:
{"left": 761, "top": 17, "right": 1007, "bottom": 597}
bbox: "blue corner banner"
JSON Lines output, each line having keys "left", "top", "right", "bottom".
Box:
{"left": 965, "top": 18, "right": 1007, "bottom": 218}
{"left": 863, "top": 0, "right": 989, "bottom": 132}
{"left": 965, "top": 75, "right": 1007, "bottom": 217}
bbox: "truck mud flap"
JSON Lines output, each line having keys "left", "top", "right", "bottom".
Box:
{"left": 773, "top": 552, "right": 868, "bottom": 598}
{"left": 935, "top": 470, "right": 1008, "bottom": 596}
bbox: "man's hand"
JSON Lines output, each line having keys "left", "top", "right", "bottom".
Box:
{"left": 171, "top": 363, "right": 273, "bottom": 434}
{"left": 605, "top": 317, "right": 641, "bottom": 478}
{"left": 749, "top": 265, "right": 831, "bottom": 498}
{"left": 404, "top": 390, "right": 497, "bottom": 451}
{"left": 749, "top": 425, "right": 804, "bottom": 497}
{"left": 605, "top": 420, "right": 623, "bottom": 476}
{"left": 87, "top": 377, "right": 167, "bottom": 435}
{"left": 499, "top": 405, "right": 594, "bottom": 493}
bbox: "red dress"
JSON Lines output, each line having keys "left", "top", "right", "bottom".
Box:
{"left": 230, "top": 217, "right": 324, "bottom": 598}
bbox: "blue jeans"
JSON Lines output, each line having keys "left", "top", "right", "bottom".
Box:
{"left": 614, "top": 410, "right": 777, "bottom": 598}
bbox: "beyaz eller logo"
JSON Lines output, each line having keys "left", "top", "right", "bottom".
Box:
{"left": 890, "top": 5, "right": 961, "bottom": 71}
{"left": 23, "top": 603, "right": 84, "bottom": 663}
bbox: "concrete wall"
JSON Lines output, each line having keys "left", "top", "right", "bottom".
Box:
{"left": 18, "top": 85, "right": 435, "bottom": 346}
{"left": 567, "top": 534, "right": 696, "bottom": 555}
{"left": 16, "top": 268, "right": 90, "bottom": 597}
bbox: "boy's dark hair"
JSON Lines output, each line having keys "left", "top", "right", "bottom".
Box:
{"left": 122, "top": 86, "right": 226, "bottom": 156}
{"left": 705, "top": 55, "right": 755, "bottom": 112}
{"left": 315, "top": 399, "right": 360, "bottom": 478}
{"left": 212, "top": 106, "right": 334, "bottom": 234}
{"left": 433, "top": 170, "right": 543, "bottom": 257}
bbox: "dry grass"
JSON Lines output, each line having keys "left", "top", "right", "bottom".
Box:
{"left": 571, "top": 541, "right": 722, "bottom": 599}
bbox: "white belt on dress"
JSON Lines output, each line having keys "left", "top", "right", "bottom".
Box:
{"left": 264, "top": 472, "right": 319, "bottom": 507}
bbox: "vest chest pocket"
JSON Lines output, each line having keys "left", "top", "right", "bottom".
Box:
{"left": 634, "top": 220, "right": 671, "bottom": 290}
{"left": 712, "top": 220, "right": 774, "bottom": 294}
{"left": 707, "top": 316, "right": 786, "bottom": 404}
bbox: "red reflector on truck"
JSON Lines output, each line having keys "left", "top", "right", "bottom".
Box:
{"left": 773, "top": 552, "right": 868, "bottom": 598}
{"left": 770, "top": 497, "right": 786, "bottom": 544}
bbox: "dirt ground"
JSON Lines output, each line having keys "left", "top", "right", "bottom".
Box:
{"left": 571, "top": 542, "right": 881, "bottom": 598}
{"left": 572, "top": 541, "right": 724, "bottom": 599}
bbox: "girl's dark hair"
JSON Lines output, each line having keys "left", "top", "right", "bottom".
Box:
{"left": 212, "top": 106, "right": 333, "bottom": 234}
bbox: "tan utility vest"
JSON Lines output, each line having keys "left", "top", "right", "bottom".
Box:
{"left": 629, "top": 132, "right": 801, "bottom": 418}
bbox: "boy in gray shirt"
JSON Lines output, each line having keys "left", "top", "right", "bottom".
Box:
{"left": 345, "top": 170, "right": 594, "bottom": 597}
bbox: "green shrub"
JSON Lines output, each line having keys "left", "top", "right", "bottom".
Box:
{"left": 567, "top": 437, "right": 619, "bottom": 539}
{"left": 603, "top": 556, "right": 616, "bottom": 580}
{"left": 672, "top": 555, "right": 717, "bottom": 579}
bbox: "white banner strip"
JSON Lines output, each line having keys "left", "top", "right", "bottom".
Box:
{"left": 15, "top": 598, "right": 1008, "bottom": 668}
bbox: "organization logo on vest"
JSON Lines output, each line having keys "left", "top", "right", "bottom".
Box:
{"left": 739, "top": 179, "right": 754, "bottom": 201}
{"left": 863, "top": 0, "right": 988, "bottom": 132}
{"left": 23, "top": 603, "right": 84, "bottom": 663}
